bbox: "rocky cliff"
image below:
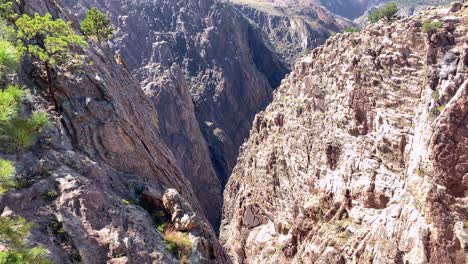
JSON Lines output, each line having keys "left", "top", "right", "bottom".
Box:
{"left": 230, "top": 0, "right": 352, "bottom": 64}
{"left": 0, "top": 0, "right": 230, "bottom": 263}
{"left": 61, "top": 0, "right": 290, "bottom": 228}
{"left": 222, "top": 3, "right": 467, "bottom": 264}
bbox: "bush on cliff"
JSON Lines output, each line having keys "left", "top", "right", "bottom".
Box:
{"left": 369, "top": 2, "right": 398, "bottom": 23}
{"left": 80, "top": 7, "right": 113, "bottom": 44}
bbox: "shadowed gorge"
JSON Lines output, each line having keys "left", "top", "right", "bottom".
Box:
{"left": 61, "top": 0, "right": 291, "bottom": 229}
{"left": 0, "top": 0, "right": 466, "bottom": 263}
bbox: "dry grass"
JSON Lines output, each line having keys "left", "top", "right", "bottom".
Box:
{"left": 163, "top": 230, "right": 192, "bottom": 263}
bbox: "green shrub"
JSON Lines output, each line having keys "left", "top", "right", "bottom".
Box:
{"left": 0, "top": 158, "right": 15, "bottom": 194}
{"left": 153, "top": 210, "right": 168, "bottom": 233}
{"left": 121, "top": 199, "right": 130, "bottom": 206}
{"left": 429, "top": 106, "right": 441, "bottom": 117}
{"left": 369, "top": 2, "right": 398, "bottom": 23}
{"left": 0, "top": 216, "right": 50, "bottom": 264}
{"left": 0, "top": 85, "right": 26, "bottom": 121}
{"left": 156, "top": 223, "right": 166, "bottom": 233}
{"left": 422, "top": 20, "right": 444, "bottom": 33}
{"left": 163, "top": 230, "right": 191, "bottom": 257}
{"left": 0, "top": 0, "right": 16, "bottom": 21}
{"left": 29, "top": 112, "right": 49, "bottom": 129}
{"left": 0, "top": 112, "right": 49, "bottom": 152}
{"left": 431, "top": 90, "right": 440, "bottom": 102}
{"left": 16, "top": 13, "right": 88, "bottom": 68}
{"left": 43, "top": 190, "right": 58, "bottom": 201}
{"left": 80, "top": 7, "right": 113, "bottom": 44}
{"left": 345, "top": 26, "right": 360, "bottom": 33}
{"left": 165, "top": 240, "right": 178, "bottom": 255}
{"left": 0, "top": 40, "right": 17, "bottom": 76}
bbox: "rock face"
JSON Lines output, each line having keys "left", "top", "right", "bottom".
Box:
{"left": 0, "top": 0, "right": 230, "bottom": 263}
{"left": 230, "top": 0, "right": 352, "bottom": 64}
{"left": 61, "top": 0, "right": 289, "bottom": 228}
{"left": 222, "top": 4, "right": 467, "bottom": 264}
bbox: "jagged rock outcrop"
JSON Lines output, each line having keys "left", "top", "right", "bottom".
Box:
{"left": 62, "top": 0, "right": 289, "bottom": 228}
{"left": 0, "top": 0, "right": 230, "bottom": 263}
{"left": 230, "top": 0, "right": 352, "bottom": 64}
{"left": 222, "top": 3, "right": 467, "bottom": 264}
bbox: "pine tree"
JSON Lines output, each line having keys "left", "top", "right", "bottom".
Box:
{"left": 80, "top": 7, "right": 113, "bottom": 44}
{"left": 15, "top": 13, "right": 88, "bottom": 109}
{"left": 0, "top": 216, "right": 50, "bottom": 264}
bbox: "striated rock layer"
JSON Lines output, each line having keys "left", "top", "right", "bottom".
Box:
{"left": 62, "top": 0, "right": 289, "bottom": 228}
{"left": 0, "top": 0, "right": 230, "bottom": 263}
{"left": 222, "top": 4, "right": 467, "bottom": 264}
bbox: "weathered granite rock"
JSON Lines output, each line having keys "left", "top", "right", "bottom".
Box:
{"left": 221, "top": 5, "right": 467, "bottom": 264}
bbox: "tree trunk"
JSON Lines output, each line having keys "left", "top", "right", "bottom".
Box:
{"left": 45, "top": 63, "right": 59, "bottom": 111}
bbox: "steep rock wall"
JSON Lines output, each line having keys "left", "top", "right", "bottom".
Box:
{"left": 222, "top": 4, "right": 467, "bottom": 264}
{"left": 0, "top": 0, "right": 230, "bottom": 263}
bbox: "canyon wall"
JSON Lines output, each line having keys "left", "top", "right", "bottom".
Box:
{"left": 222, "top": 3, "right": 467, "bottom": 263}
{"left": 0, "top": 0, "right": 230, "bottom": 263}
{"left": 231, "top": 0, "right": 351, "bottom": 64}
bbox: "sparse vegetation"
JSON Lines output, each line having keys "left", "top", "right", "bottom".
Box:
{"left": 0, "top": 77, "right": 48, "bottom": 154}
{"left": 0, "top": 0, "right": 16, "bottom": 22}
{"left": 43, "top": 190, "right": 59, "bottom": 201}
{"left": 153, "top": 210, "right": 168, "bottom": 233}
{"left": 121, "top": 199, "right": 130, "bottom": 206}
{"left": 0, "top": 216, "right": 50, "bottom": 264}
{"left": 163, "top": 230, "right": 191, "bottom": 259}
{"left": 345, "top": 26, "right": 361, "bottom": 33}
{"left": 80, "top": 7, "right": 113, "bottom": 44}
{"left": 430, "top": 105, "right": 444, "bottom": 117}
{"left": 0, "top": 40, "right": 17, "bottom": 78}
{"left": 368, "top": 2, "right": 398, "bottom": 23}
{"left": 0, "top": 85, "right": 25, "bottom": 121}
{"left": 422, "top": 20, "right": 444, "bottom": 33}
{"left": 0, "top": 158, "right": 15, "bottom": 193}
{"left": 431, "top": 90, "right": 440, "bottom": 102}
{"left": 416, "top": 167, "right": 424, "bottom": 176}
{"left": 0, "top": 112, "right": 49, "bottom": 152}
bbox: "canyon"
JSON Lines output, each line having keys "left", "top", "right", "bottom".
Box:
{"left": 0, "top": 0, "right": 466, "bottom": 263}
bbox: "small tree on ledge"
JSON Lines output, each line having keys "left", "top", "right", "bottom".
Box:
{"left": 15, "top": 13, "right": 88, "bottom": 109}
{"left": 368, "top": 2, "right": 398, "bottom": 23}
{"left": 80, "top": 7, "right": 113, "bottom": 45}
